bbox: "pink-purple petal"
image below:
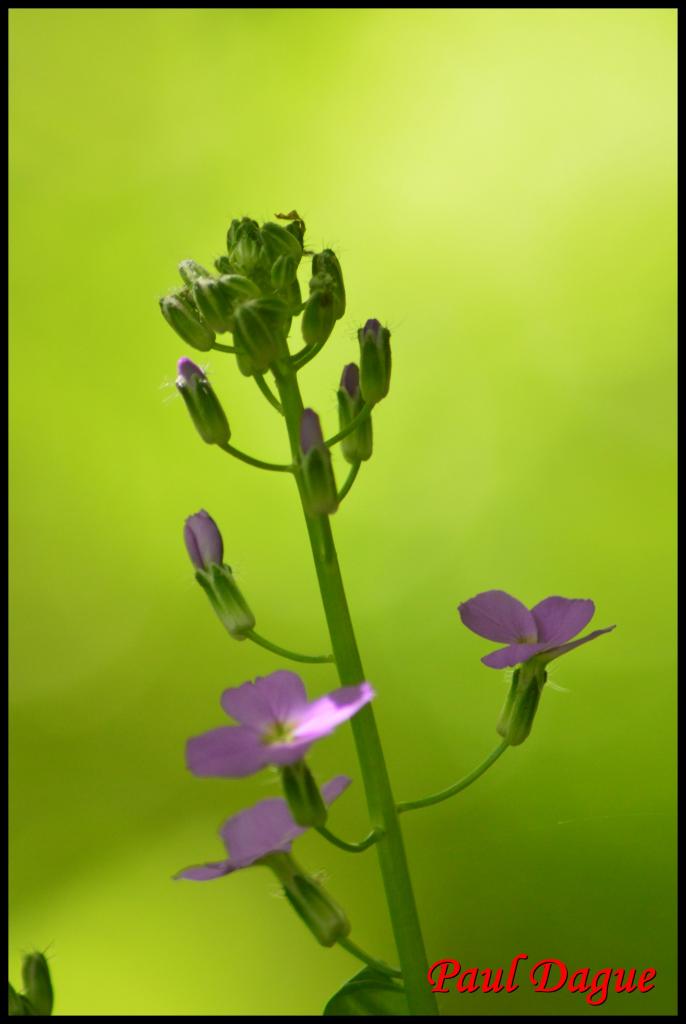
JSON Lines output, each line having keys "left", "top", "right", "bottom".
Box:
{"left": 294, "top": 683, "right": 375, "bottom": 741}
{"left": 254, "top": 670, "right": 309, "bottom": 723}
{"left": 531, "top": 597, "right": 595, "bottom": 645}
{"left": 540, "top": 626, "right": 616, "bottom": 664}
{"left": 174, "top": 860, "right": 234, "bottom": 881}
{"left": 186, "top": 725, "right": 267, "bottom": 778}
{"left": 481, "top": 641, "right": 552, "bottom": 670}
{"left": 220, "top": 680, "right": 277, "bottom": 729}
{"left": 221, "top": 774, "right": 352, "bottom": 868}
{"left": 261, "top": 738, "right": 314, "bottom": 766}
{"left": 459, "top": 590, "right": 538, "bottom": 644}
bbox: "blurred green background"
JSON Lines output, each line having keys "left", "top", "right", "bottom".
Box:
{"left": 9, "top": 8, "right": 676, "bottom": 1016}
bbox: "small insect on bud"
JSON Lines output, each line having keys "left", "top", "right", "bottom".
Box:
{"left": 264, "top": 852, "right": 351, "bottom": 947}
{"left": 299, "top": 409, "right": 338, "bottom": 516}
{"left": 337, "top": 363, "right": 373, "bottom": 464}
{"left": 21, "top": 953, "right": 53, "bottom": 1017}
{"left": 232, "top": 298, "right": 289, "bottom": 376}
{"left": 312, "top": 249, "right": 345, "bottom": 319}
{"left": 358, "top": 318, "right": 392, "bottom": 405}
{"left": 160, "top": 293, "right": 215, "bottom": 352}
{"left": 176, "top": 358, "right": 230, "bottom": 446}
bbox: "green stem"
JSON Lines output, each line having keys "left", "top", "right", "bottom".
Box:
{"left": 337, "top": 461, "right": 361, "bottom": 503}
{"left": 246, "top": 630, "right": 334, "bottom": 665}
{"left": 338, "top": 937, "right": 403, "bottom": 979}
{"left": 325, "top": 405, "right": 371, "bottom": 448}
{"left": 219, "top": 442, "right": 293, "bottom": 474}
{"left": 254, "top": 373, "right": 283, "bottom": 414}
{"left": 398, "top": 740, "right": 509, "bottom": 814}
{"left": 213, "top": 341, "right": 236, "bottom": 353}
{"left": 316, "top": 825, "right": 382, "bottom": 854}
{"left": 272, "top": 358, "right": 438, "bottom": 1016}
{"left": 291, "top": 337, "right": 327, "bottom": 369}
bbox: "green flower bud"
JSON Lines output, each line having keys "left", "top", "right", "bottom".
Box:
{"left": 271, "top": 254, "right": 297, "bottom": 291}
{"left": 496, "top": 663, "right": 546, "bottom": 746}
{"left": 178, "top": 259, "right": 212, "bottom": 287}
{"left": 227, "top": 218, "right": 264, "bottom": 276}
{"left": 21, "top": 953, "right": 53, "bottom": 1016}
{"left": 280, "top": 760, "right": 327, "bottom": 827}
{"left": 283, "top": 275, "right": 303, "bottom": 315}
{"left": 299, "top": 410, "right": 338, "bottom": 516}
{"left": 312, "top": 249, "right": 345, "bottom": 319}
{"left": 192, "top": 276, "right": 234, "bottom": 334}
{"left": 8, "top": 983, "right": 31, "bottom": 1016}
{"left": 260, "top": 221, "right": 303, "bottom": 264}
{"left": 195, "top": 563, "right": 256, "bottom": 639}
{"left": 160, "top": 293, "right": 215, "bottom": 352}
{"left": 301, "top": 279, "right": 336, "bottom": 349}
{"left": 358, "top": 319, "right": 392, "bottom": 405}
{"left": 337, "top": 364, "right": 373, "bottom": 464}
{"left": 214, "top": 255, "right": 232, "bottom": 275}
{"left": 232, "top": 298, "right": 289, "bottom": 376}
{"left": 264, "top": 853, "right": 350, "bottom": 947}
{"left": 176, "top": 358, "right": 230, "bottom": 446}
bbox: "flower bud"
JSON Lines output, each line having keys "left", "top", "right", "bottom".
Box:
{"left": 270, "top": 254, "right": 297, "bottom": 291}
{"left": 358, "top": 318, "right": 392, "bottom": 405}
{"left": 192, "top": 276, "right": 234, "bottom": 334}
{"left": 195, "top": 562, "right": 256, "bottom": 639}
{"left": 299, "top": 410, "right": 338, "bottom": 516}
{"left": 280, "top": 760, "right": 327, "bottom": 827}
{"left": 214, "top": 255, "right": 232, "bottom": 275}
{"left": 232, "top": 298, "right": 289, "bottom": 376}
{"left": 264, "top": 853, "right": 350, "bottom": 947}
{"left": 184, "top": 510, "right": 223, "bottom": 571}
{"left": 337, "top": 363, "right": 373, "bottom": 464}
{"left": 260, "top": 221, "right": 303, "bottom": 264}
{"left": 178, "top": 259, "right": 212, "bottom": 287}
{"left": 496, "top": 663, "right": 546, "bottom": 746}
{"left": 312, "top": 249, "right": 345, "bottom": 319}
{"left": 160, "top": 293, "right": 215, "bottom": 352}
{"left": 176, "top": 358, "right": 230, "bottom": 446}
{"left": 227, "top": 218, "right": 264, "bottom": 276}
{"left": 8, "top": 983, "right": 30, "bottom": 1016}
{"left": 301, "top": 277, "right": 336, "bottom": 349}
{"left": 21, "top": 953, "right": 53, "bottom": 1017}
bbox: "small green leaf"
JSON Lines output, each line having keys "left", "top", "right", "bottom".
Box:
{"left": 324, "top": 968, "right": 408, "bottom": 1016}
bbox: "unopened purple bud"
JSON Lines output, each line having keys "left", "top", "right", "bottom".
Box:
{"left": 300, "top": 409, "right": 324, "bottom": 455}
{"left": 364, "top": 318, "right": 381, "bottom": 335}
{"left": 358, "top": 319, "right": 392, "bottom": 405}
{"left": 184, "top": 510, "right": 224, "bottom": 570}
{"left": 176, "top": 359, "right": 230, "bottom": 446}
{"left": 340, "top": 363, "right": 360, "bottom": 398}
{"left": 299, "top": 409, "right": 338, "bottom": 515}
{"left": 177, "top": 356, "right": 203, "bottom": 385}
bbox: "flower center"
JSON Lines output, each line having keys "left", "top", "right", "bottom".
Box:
{"left": 262, "top": 720, "right": 296, "bottom": 745}
{"left": 516, "top": 634, "right": 537, "bottom": 644}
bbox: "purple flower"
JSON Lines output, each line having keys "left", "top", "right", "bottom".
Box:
{"left": 176, "top": 356, "right": 204, "bottom": 385}
{"left": 458, "top": 590, "right": 615, "bottom": 669}
{"left": 184, "top": 509, "right": 223, "bottom": 570}
{"left": 176, "top": 775, "right": 350, "bottom": 881}
{"left": 186, "top": 670, "right": 375, "bottom": 777}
